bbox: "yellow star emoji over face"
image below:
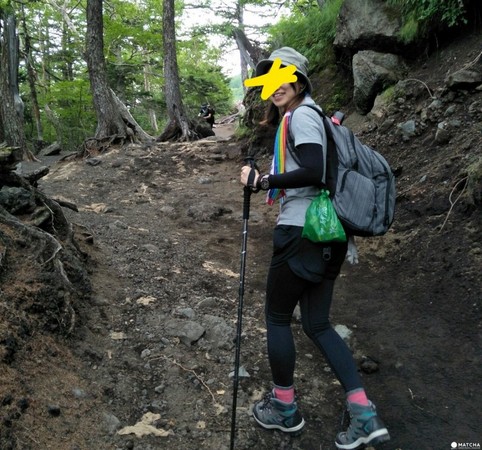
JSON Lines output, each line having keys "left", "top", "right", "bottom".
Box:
{"left": 244, "top": 58, "right": 298, "bottom": 100}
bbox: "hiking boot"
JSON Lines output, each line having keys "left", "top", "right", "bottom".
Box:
{"left": 335, "top": 401, "right": 390, "bottom": 449}
{"left": 252, "top": 391, "right": 305, "bottom": 434}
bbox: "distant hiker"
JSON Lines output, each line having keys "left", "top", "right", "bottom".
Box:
{"left": 199, "top": 103, "right": 215, "bottom": 128}
{"left": 240, "top": 47, "right": 390, "bottom": 449}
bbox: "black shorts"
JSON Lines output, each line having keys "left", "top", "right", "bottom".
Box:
{"left": 271, "top": 225, "right": 348, "bottom": 283}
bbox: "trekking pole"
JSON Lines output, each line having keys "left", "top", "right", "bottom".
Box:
{"left": 230, "top": 157, "right": 257, "bottom": 450}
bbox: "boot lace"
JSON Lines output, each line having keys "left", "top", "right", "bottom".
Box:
{"left": 260, "top": 392, "right": 274, "bottom": 411}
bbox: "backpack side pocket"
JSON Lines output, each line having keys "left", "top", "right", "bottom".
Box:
{"left": 333, "top": 168, "right": 376, "bottom": 234}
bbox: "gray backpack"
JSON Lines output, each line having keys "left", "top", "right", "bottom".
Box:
{"left": 290, "top": 105, "right": 396, "bottom": 236}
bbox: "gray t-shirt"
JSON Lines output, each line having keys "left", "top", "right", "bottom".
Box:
{"left": 276, "top": 96, "right": 327, "bottom": 227}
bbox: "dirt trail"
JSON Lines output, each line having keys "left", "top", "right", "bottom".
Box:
{"left": 26, "top": 119, "right": 478, "bottom": 450}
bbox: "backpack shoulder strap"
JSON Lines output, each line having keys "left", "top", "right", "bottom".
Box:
{"left": 287, "top": 104, "right": 329, "bottom": 185}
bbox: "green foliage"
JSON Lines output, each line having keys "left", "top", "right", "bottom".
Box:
{"left": 398, "top": 18, "right": 420, "bottom": 43}
{"left": 322, "top": 81, "right": 352, "bottom": 115}
{"left": 41, "top": 79, "right": 95, "bottom": 149}
{"left": 234, "top": 122, "right": 253, "bottom": 140}
{"left": 0, "top": 0, "right": 13, "bottom": 13}
{"left": 13, "top": 0, "right": 234, "bottom": 145}
{"left": 267, "top": 0, "right": 343, "bottom": 72}
{"left": 265, "top": 0, "right": 348, "bottom": 110}
{"left": 381, "top": 85, "right": 396, "bottom": 103}
{"left": 177, "top": 42, "right": 233, "bottom": 119}
{"left": 288, "top": 0, "right": 324, "bottom": 14}
{"left": 386, "top": 0, "right": 469, "bottom": 39}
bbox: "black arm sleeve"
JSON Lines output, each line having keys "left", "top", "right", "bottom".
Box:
{"left": 267, "top": 143, "right": 324, "bottom": 189}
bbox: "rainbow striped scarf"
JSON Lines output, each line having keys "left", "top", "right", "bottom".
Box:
{"left": 267, "top": 111, "right": 291, "bottom": 205}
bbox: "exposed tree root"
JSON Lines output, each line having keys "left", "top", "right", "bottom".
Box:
{"left": 0, "top": 171, "right": 90, "bottom": 337}
{"left": 439, "top": 176, "right": 468, "bottom": 233}
{"left": 157, "top": 118, "right": 213, "bottom": 142}
{"left": 0, "top": 206, "right": 76, "bottom": 332}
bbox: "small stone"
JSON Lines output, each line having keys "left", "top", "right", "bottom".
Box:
{"left": 48, "top": 405, "right": 61, "bottom": 417}
{"left": 229, "top": 365, "right": 250, "bottom": 379}
{"left": 17, "top": 398, "right": 29, "bottom": 412}
{"left": 360, "top": 356, "right": 379, "bottom": 374}
{"left": 85, "top": 157, "right": 101, "bottom": 166}
{"left": 103, "top": 412, "right": 121, "bottom": 434}
{"left": 72, "top": 388, "right": 87, "bottom": 399}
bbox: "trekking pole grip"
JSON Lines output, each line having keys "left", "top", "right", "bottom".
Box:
{"left": 242, "top": 157, "right": 257, "bottom": 221}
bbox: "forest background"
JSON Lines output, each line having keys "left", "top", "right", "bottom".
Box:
{"left": 1, "top": 0, "right": 475, "bottom": 156}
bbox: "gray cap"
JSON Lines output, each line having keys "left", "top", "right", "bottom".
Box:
{"left": 255, "top": 47, "right": 312, "bottom": 94}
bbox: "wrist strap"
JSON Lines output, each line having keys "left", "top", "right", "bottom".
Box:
{"left": 247, "top": 168, "right": 260, "bottom": 192}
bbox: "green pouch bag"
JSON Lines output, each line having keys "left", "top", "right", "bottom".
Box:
{"left": 302, "top": 190, "right": 347, "bottom": 243}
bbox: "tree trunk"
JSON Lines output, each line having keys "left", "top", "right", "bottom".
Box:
{"left": 110, "top": 89, "right": 153, "bottom": 142}
{"left": 21, "top": 7, "right": 44, "bottom": 149}
{"left": 0, "top": 12, "right": 27, "bottom": 157}
{"left": 144, "top": 64, "right": 159, "bottom": 133}
{"left": 159, "top": 0, "right": 198, "bottom": 142}
{"left": 233, "top": 27, "right": 268, "bottom": 94}
{"left": 232, "top": 28, "right": 258, "bottom": 70}
{"left": 85, "top": 0, "right": 126, "bottom": 140}
{"left": 84, "top": 0, "right": 152, "bottom": 153}
{"left": 233, "top": 29, "right": 249, "bottom": 95}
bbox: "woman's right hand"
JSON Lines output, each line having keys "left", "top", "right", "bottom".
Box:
{"left": 240, "top": 165, "right": 260, "bottom": 188}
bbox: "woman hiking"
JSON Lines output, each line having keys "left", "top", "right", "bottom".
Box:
{"left": 240, "top": 47, "right": 390, "bottom": 449}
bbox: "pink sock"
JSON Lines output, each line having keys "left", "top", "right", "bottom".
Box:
{"left": 347, "top": 389, "right": 370, "bottom": 406}
{"left": 274, "top": 386, "right": 295, "bottom": 404}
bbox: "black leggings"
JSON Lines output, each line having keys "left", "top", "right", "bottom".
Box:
{"left": 265, "top": 262, "right": 363, "bottom": 393}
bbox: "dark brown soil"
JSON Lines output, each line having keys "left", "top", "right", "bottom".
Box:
{"left": 1, "top": 33, "right": 480, "bottom": 450}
